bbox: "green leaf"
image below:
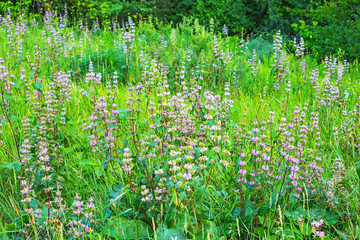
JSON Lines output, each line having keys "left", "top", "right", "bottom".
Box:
{"left": 123, "top": 138, "right": 129, "bottom": 149}
{"left": 355, "top": 160, "right": 360, "bottom": 180}
{"left": 324, "top": 212, "right": 339, "bottom": 225}
{"left": 101, "top": 217, "right": 152, "bottom": 239}
{"left": 195, "top": 186, "right": 206, "bottom": 199}
{"left": 30, "top": 71, "right": 36, "bottom": 79}
{"left": 178, "top": 191, "right": 186, "bottom": 201}
{"left": 33, "top": 82, "right": 42, "bottom": 93}
{"left": 245, "top": 199, "right": 258, "bottom": 217}
{"left": 117, "top": 109, "right": 128, "bottom": 119}
{"left": 109, "top": 183, "right": 126, "bottom": 207}
{"left": 62, "top": 147, "right": 77, "bottom": 155}
{"left": 2, "top": 161, "right": 20, "bottom": 171}
{"left": 5, "top": 223, "right": 18, "bottom": 232}
{"left": 254, "top": 227, "right": 266, "bottom": 238}
{"left": 332, "top": 227, "right": 350, "bottom": 239}
{"left": 155, "top": 227, "right": 186, "bottom": 240}
{"left": 30, "top": 199, "right": 39, "bottom": 209}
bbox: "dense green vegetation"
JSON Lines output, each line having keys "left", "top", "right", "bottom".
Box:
{"left": 1, "top": 4, "right": 360, "bottom": 240}
{"left": 1, "top": 0, "right": 360, "bottom": 61}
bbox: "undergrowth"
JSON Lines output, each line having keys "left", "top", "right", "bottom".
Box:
{"left": 0, "top": 9, "right": 360, "bottom": 240}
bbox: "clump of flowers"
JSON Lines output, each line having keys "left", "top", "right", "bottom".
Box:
{"left": 311, "top": 219, "right": 325, "bottom": 239}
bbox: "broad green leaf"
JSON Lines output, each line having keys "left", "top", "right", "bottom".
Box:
{"left": 109, "top": 183, "right": 127, "bottom": 207}
{"left": 155, "top": 227, "right": 186, "bottom": 240}
{"left": 101, "top": 217, "right": 151, "bottom": 239}
{"left": 33, "top": 82, "right": 42, "bottom": 93}
{"left": 2, "top": 161, "right": 20, "bottom": 171}
{"left": 117, "top": 109, "right": 129, "bottom": 119}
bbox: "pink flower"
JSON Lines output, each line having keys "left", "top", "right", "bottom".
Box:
{"left": 262, "top": 165, "right": 269, "bottom": 171}
{"left": 73, "top": 200, "right": 84, "bottom": 207}
{"left": 111, "top": 110, "right": 119, "bottom": 118}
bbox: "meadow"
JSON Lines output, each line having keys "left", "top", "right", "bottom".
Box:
{"left": 0, "top": 10, "right": 360, "bottom": 240}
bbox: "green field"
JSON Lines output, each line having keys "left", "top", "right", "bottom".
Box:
{"left": 0, "top": 11, "right": 360, "bottom": 240}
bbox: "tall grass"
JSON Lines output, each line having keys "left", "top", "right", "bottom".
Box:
{"left": 0, "top": 10, "right": 359, "bottom": 239}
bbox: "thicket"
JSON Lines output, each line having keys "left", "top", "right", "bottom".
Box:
{"left": 0, "top": 0, "right": 360, "bottom": 61}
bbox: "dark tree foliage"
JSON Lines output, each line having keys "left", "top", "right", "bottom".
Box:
{"left": 190, "top": 0, "right": 269, "bottom": 35}
{"left": 307, "top": 0, "right": 360, "bottom": 61}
